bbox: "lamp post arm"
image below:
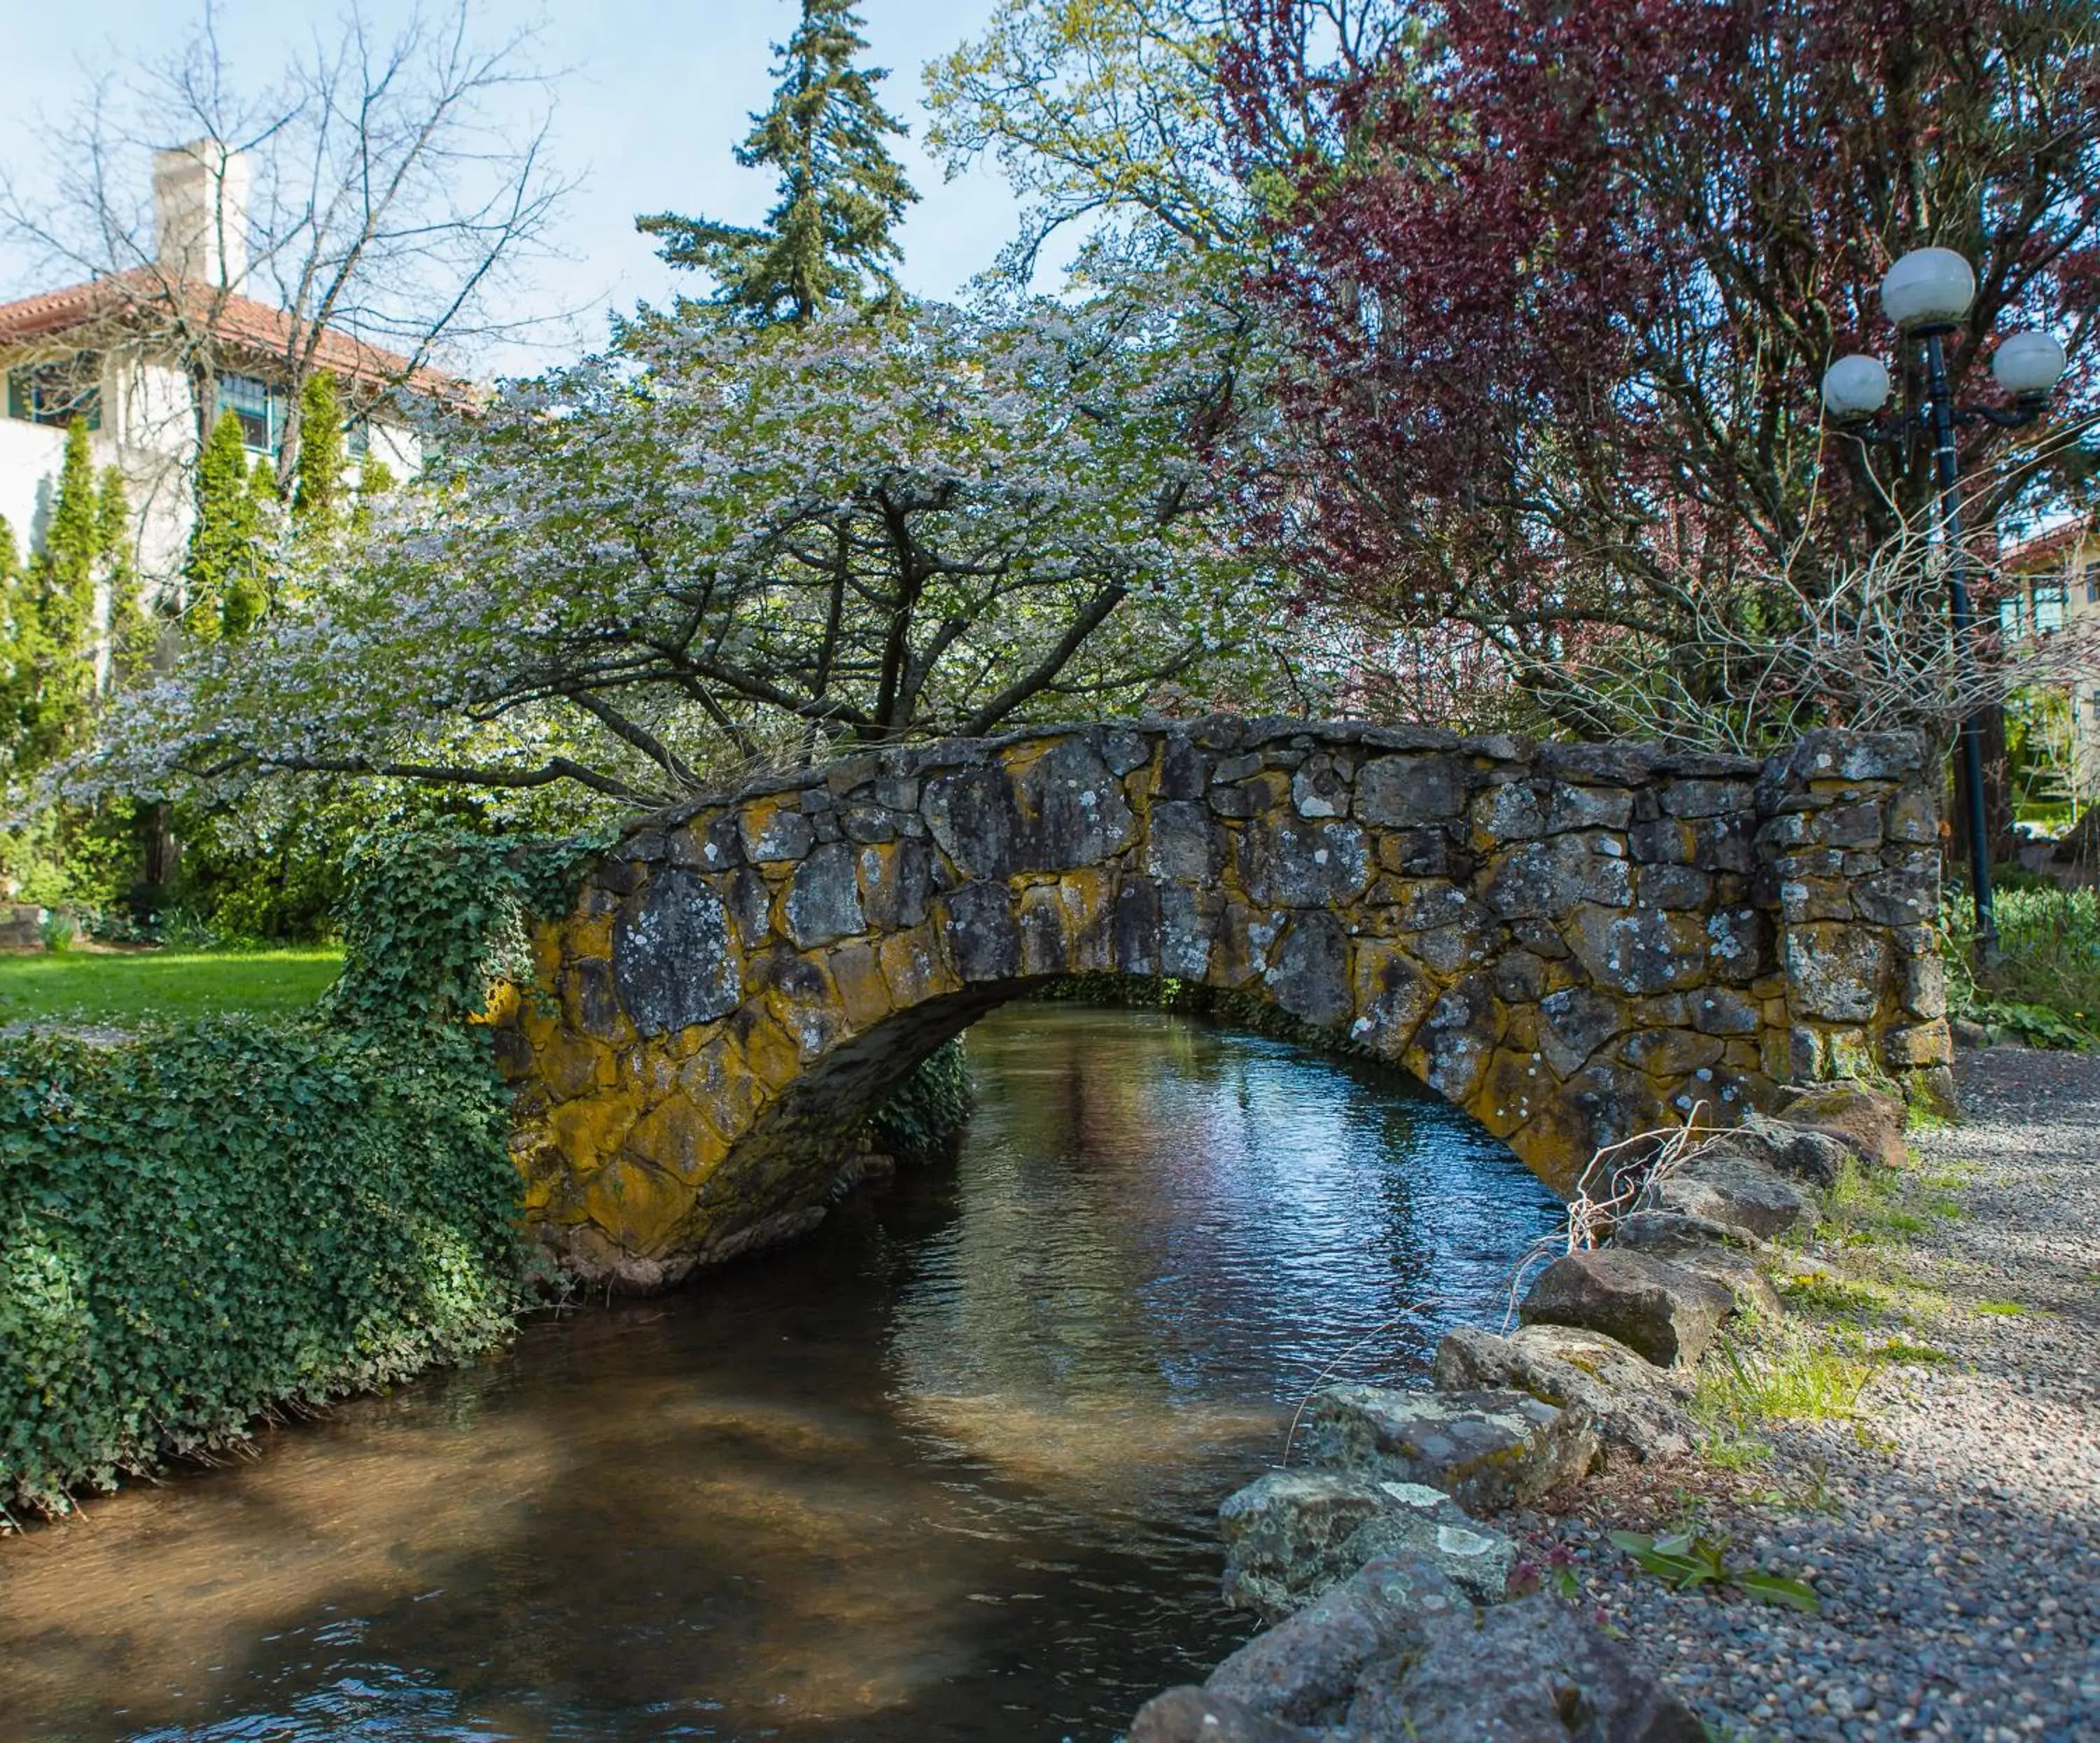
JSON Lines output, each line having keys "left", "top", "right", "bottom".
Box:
{"left": 1923, "top": 329, "right": 2001, "bottom": 965}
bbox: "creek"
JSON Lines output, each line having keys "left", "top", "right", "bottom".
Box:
{"left": 0, "top": 1004, "right": 1560, "bottom": 1742}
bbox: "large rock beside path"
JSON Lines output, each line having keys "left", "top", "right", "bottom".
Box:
{"left": 1520, "top": 1247, "right": 1736, "bottom": 1368}
{"left": 1340, "top": 1595, "right": 1708, "bottom": 1741}
{"left": 1651, "top": 1149, "right": 1816, "bottom": 1240}
{"left": 1141, "top": 1590, "right": 1707, "bottom": 1742}
{"left": 1700, "top": 1119, "right": 1854, "bottom": 1188}
{"left": 1205, "top": 1555, "right": 1467, "bottom": 1728}
{"left": 1431, "top": 1323, "right": 1692, "bottom": 1464}
{"left": 1300, "top": 1386, "right": 1596, "bottom": 1513}
{"left": 1608, "top": 1210, "right": 1783, "bottom": 1317}
{"left": 1219, "top": 1471, "right": 1514, "bottom": 1618}
{"left": 1773, "top": 1080, "right": 1909, "bottom": 1170}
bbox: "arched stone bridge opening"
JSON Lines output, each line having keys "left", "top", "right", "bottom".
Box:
{"left": 490, "top": 719, "right": 1949, "bottom": 1289}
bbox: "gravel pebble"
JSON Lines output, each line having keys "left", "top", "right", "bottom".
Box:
{"left": 1507, "top": 1049, "right": 2100, "bottom": 1742}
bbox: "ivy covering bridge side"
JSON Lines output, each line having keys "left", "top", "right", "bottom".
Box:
{"left": 0, "top": 832, "right": 590, "bottom": 1520}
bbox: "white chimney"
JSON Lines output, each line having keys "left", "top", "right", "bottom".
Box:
{"left": 152, "top": 140, "right": 251, "bottom": 292}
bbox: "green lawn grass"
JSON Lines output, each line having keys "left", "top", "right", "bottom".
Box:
{"left": 0, "top": 948, "right": 344, "bottom": 1025}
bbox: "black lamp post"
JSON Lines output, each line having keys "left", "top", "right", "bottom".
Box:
{"left": 1821, "top": 246, "right": 2068, "bottom": 965}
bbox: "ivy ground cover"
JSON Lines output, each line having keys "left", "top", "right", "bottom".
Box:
{"left": 0, "top": 1018, "right": 526, "bottom": 1517}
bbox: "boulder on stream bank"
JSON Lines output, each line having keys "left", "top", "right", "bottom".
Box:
{"left": 1133, "top": 1590, "right": 1705, "bottom": 1742}
{"left": 1298, "top": 1386, "right": 1598, "bottom": 1515}
{"left": 1651, "top": 1148, "right": 1817, "bottom": 1240}
{"left": 1518, "top": 1247, "right": 1737, "bottom": 1368}
{"left": 1219, "top": 1471, "right": 1515, "bottom": 1619}
{"left": 1429, "top": 1324, "right": 1693, "bottom": 1464}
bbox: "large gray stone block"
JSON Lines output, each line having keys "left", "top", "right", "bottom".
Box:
{"left": 1343, "top": 1594, "right": 1707, "bottom": 1741}
{"left": 1700, "top": 1122, "right": 1851, "bottom": 1188}
{"left": 1300, "top": 1387, "right": 1597, "bottom": 1513}
{"left": 1206, "top": 1555, "right": 1466, "bottom": 1728}
{"left": 1219, "top": 1471, "right": 1513, "bottom": 1619}
{"left": 1430, "top": 1324, "right": 1691, "bottom": 1464}
{"left": 1651, "top": 1149, "right": 1817, "bottom": 1240}
{"left": 1519, "top": 1248, "right": 1735, "bottom": 1368}
{"left": 1608, "top": 1212, "right": 1782, "bottom": 1316}
{"left": 611, "top": 869, "right": 741, "bottom": 1035}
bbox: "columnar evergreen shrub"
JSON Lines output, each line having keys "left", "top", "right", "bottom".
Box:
{"left": 293, "top": 371, "right": 348, "bottom": 534}
{"left": 185, "top": 410, "right": 272, "bottom": 640}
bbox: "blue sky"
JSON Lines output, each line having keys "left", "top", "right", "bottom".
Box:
{"left": 0, "top": 1, "right": 1051, "bottom": 372}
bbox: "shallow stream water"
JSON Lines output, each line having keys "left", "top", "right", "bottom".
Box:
{"left": 0, "top": 1004, "right": 1560, "bottom": 1742}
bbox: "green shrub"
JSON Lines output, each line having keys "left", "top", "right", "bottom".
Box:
{"left": 0, "top": 828, "right": 606, "bottom": 1518}
{"left": 0, "top": 1017, "right": 526, "bottom": 1516}
{"left": 870, "top": 1037, "right": 974, "bottom": 1159}
{"left": 1942, "top": 884, "right": 2100, "bottom": 1046}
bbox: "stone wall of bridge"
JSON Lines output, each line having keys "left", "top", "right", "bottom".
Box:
{"left": 487, "top": 719, "right": 1949, "bottom": 1290}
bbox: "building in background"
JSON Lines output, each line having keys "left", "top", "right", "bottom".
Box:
{"left": 2001, "top": 517, "right": 2100, "bottom": 816}
{"left": 0, "top": 141, "right": 438, "bottom": 602}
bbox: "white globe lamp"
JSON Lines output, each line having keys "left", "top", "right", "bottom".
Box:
{"left": 1821, "top": 354, "right": 1891, "bottom": 421}
{"left": 1991, "top": 330, "right": 2067, "bottom": 402}
{"left": 1881, "top": 247, "right": 1977, "bottom": 332}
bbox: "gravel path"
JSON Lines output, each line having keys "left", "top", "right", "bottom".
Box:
{"left": 1509, "top": 1049, "right": 2100, "bottom": 1742}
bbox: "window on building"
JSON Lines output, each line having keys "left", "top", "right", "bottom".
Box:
{"left": 346, "top": 417, "right": 370, "bottom": 458}
{"left": 2035, "top": 580, "right": 2068, "bottom": 634}
{"left": 2084, "top": 559, "right": 2099, "bottom": 606}
{"left": 5, "top": 353, "right": 103, "bottom": 428}
{"left": 2001, "top": 593, "right": 2028, "bottom": 639}
{"left": 216, "top": 373, "right": 284, "bottom": 454}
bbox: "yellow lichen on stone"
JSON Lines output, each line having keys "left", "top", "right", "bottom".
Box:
{"left": 536, "top": 1028, "right": 611, "bottom": 1102}
{"left": 878, "top": 922, "right": 959, "bottom": 1007}
{"left": 1058, "top": 869, "right": 1115, "bottom": 972}
{"left": 1469, "top": 1045, "right": 1546, "bottom": 1142}
{"left": 626, "top": 1093, "right": 730, "bottom": 1186}
{"left": 546, "top": 1088, "right": 643, "bottom": 1180}
{"left": 580, "top": 1155, "right": 692, "bottom": 1256}
{"left": 739, "top": 1007, "right": 804, "bottom": 1093}
{"left": 826, "top": 941, "right": 894, "bottom": 1030}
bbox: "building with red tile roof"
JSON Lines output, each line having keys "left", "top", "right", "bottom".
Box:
{"left": 0, "top": 141, "right": 453, "bottom": 607}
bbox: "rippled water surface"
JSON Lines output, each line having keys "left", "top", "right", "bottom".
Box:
{"left": 0, "top": 1005, "right": 1561, "bottom": 1742}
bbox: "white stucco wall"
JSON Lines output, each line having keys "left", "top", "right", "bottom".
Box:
{"left": 4, "top": 350, "right": 428, "bottom": 606}
{"left": 0, "top": 416, "right": 67, "bottom": 565}
{"left": 111, "top": 355, "right": 200, "bottom": 600}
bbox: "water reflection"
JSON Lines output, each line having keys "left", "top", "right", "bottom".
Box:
{"left": 0, "top": 1005, "right": 1559, "bottom": 1742}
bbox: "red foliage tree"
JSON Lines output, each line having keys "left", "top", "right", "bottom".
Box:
{"left": 1222, "top": 0, "right": 2100, "bottom": 738}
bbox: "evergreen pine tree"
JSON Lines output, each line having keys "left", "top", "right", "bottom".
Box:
{"left": 637, "top": 0, "right": 916, "bottom": 323}
{"left": 0, "top": 513, "right": 23, "bottom": 766}
{"left": 293, "top": 372, "right": 348, "bottom": 536}
{"left": 186, "top": 411, "right": 272, "bottom": 642}
{"left": 14, "top": 419, "right": 104, "bottom": 763}
{"left": 96, "top": 465, "right": 147, "bottom": 685}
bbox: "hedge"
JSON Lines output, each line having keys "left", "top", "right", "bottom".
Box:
{"left": 0, "top": 1017, "right": 527, "bottom": 1516}
{"left": 0, "top": 828, "right": 980, "bottom": 1518}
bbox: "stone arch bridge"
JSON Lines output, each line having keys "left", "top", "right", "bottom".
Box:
{"left": 490, "top": 719, "right": 1950, "bottom": 1289}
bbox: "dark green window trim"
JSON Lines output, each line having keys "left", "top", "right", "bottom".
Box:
{"left": 6, "top": 354, "right": 103, "bottom": 430}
